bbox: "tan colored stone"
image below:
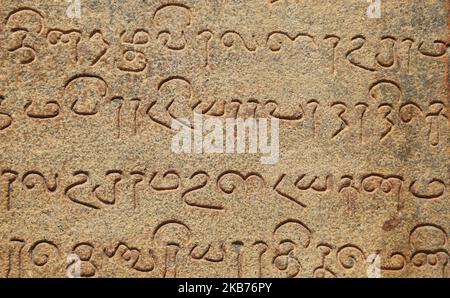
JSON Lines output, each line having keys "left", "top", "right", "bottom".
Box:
{"left": 0, "top": 0, "right": 448, "bottom": 277}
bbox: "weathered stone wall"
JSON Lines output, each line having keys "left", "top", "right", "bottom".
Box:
{"left": 0, "top": 0, "right": 448, "bottom": 277}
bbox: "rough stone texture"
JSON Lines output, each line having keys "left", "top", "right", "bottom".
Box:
{"left": 0, "top": 0, "right": 448, "bottom": 278}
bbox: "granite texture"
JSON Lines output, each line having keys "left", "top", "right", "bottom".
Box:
{"left": 0, "top": 0, "right": 449, "bottom": 277}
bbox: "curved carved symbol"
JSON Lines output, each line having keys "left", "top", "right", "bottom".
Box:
{"left": 64, "top": 171, "right": 121, "bottom": 209}
{"left": 400, "top": 38, "right": 414, "bottom": 74}
{"left": 24, "top": 99, "right": 60, "bottom": 119}
{"left": 376, "top": 36, "right": 397, "bottom": 68}
{"left": 243, "top": 99, "right": 262, "bottom": 118}
{"left": 426, "top": 101, "right": 448, "bottom": 147}
{"left": 272, "top": 219, "right": 311, "bottom": 278}
{"left": 360, "top": 174, "right": 404, "bottom": 231}
{"left": 198, "top": 98, "right": 261, "bottom": 119}
{"left": 182, "top": 171, "right": 224, "bottom": 211}
{"left": 104, "top": 242, "right": 155, "bottom": 273}
{"left": 65, "top": 74, "right": 109, "bottom": 115}
{"left": 355, "top": 102, "right": 368, "bottom": 143}
{"left": 5, "top": 8, "right": 45, "bottom": 64}
{"left": 147, "top": 76, "right": 194, "bottom": 130}
{"left": 409, "top": 224, "right": 449, "bottom": 277}
{"left": 266, "top": 31, "right": 317, "bottom": 52}
{"left": 47, "top": 29, "right": 81, "bottom": 63}
{"left": 154, "top": 4, "right": 191, "bottom": 51}
{"left": 295, "top": 174, "right": 333, "bottom": 193}
{"left": 409, "top": 179, "right": 446, "bottom": 200}
{"left": 130, "top": 171, "right": 145, "bottom": 210}
{"left": 153, "top": 221, "right": 191, "bottom": 278}
{"left": 378, "top": 103, "right": 394, "bottom": 141}
{"left": 369, "top": 80, "right": 403, "bottom": 104}
{"left": 399, "top": 102, "right": 423, "bottom": 123}
{"left": 313, "top": 244, "right": 337, "bottom": 278}
{"left": 71, "top": 243, "right": 97, "bottom": 277}
{"left": 336, "top": 245, "right": 366, "bottom": 273}
{"left": 217, "top": 171, "right": 265, "bottom": 195}
{"left": 117, "top": 30, "right": 149, "bottom": 73}
{"left": 252, "top": 241, "right": 268, "bottom": 278}
{"left": 338, "top": 175, "right": 359, "bottom": 216}
{"left": 110, "top": 96, "right": 124, "bottom": 139}
{"left": 418, "top": 40, "right": 447, "bottom": 58}
{"left": 190, "top": 241, "right": 225, "bottom": 263}
{"left": 273, "top": 174, "right": 306, "bottom": 208}
{"left": 6, "top": 239, "right": 25, "bottom": 277}
{"left": 79, "top": 30, "right": 110, "bottom": 66}
{"left": 230, "top": 241, "right": 245, "bottom": 278}
{"left": 1, "top": 170, "right": 18, "bottom": 211}
{"left": 380, "top": 253, "right": 406, "bottom": 273}
{"left": 222, "top": 31, "right": 257, "bottom": 52}
{"left": 120, "top": 29, "right": 150, "bottom": 46}
{"left": 110, "top": 96, "right": 142, "bottom": 139}
{"left": 323, "top": 35, "right": 341, "bottom": 75}
{"left": 306, "top": 99, "right": 320, "bottom": 138}
{"left": 370, "top": 80, "right": 403, "bottom": 141}
{"left": 330, "top": 102, "right": 349, "bottom": 139}
{"left": 21, "top": 171, "right": 58, "bottom": 193}
{"left": 93, "top": 170, "right": 123, "bottom": 205}
{"left": 198, "top": 30, "right": 213, "bottom": 67}
{"left": 149, "top": 170, "right": 180, "bottom": 192}
{"left": 64, "top": 171, "right": 98, "bottom": 209}
{"left": 264, "top": 100, "right": 305, "bottom": 121}
{"left": 0, "top": 96, "right": 13, "bottom": 130}
{"left": 29, "top": 240, "right": 60, "bottom": 268}
{"left": 346, "top": 36, "right": 376, "bottom": 72}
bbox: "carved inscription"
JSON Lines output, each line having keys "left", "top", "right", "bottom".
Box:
{"left": 0, "top": 1, "right": 448, "bottom": 278}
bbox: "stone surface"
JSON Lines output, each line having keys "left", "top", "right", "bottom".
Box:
{"left": 0, "top": 0, "right": 448, "bottom": 278}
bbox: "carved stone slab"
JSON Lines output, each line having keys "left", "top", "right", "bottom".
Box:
{"left": 0, "top": 0, "right": 448, "bottom": 277}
